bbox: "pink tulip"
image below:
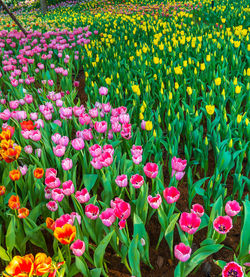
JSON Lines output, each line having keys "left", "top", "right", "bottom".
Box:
{"left": 141, "top": 120, "right": 146, "bottom": 130}
{"left": 99, "top": 152, "right": 113, "bottom": 167}
{"left": 35, "top": 148, "right": 42, "bottom": 158}
{"left": 119, "top": 113, "right": 130, "bottom": 124}
{"left": 112, "top": 122, "right": 121, "bottom": 133}
{"left": 45, "top": 176, "right": 61, "bottom": 189}
{"left": 44, "top": 187, "right": 52, "bottom": 199}
{"left": 71, "top": 212, "right": 81, "bottom": 225}
{"left": 71, "top": 137, "right": 85, "bottom": 150}
{"left": 130, "top": 174, "right": 144, "bottom": 189}
{"left": 225, "top": 200, "right": 241, "bottom": 217}
{"left": 45, "top": 168, "right": 57, "bottom": 178}
{"left": 51, "top": 133, "right": 62, "bottom": 144}
{"left": 59, "top": 136, "right": 69, "bottom": 147}
{"left": 94, "top": 121, "right": 107, "bottom": 133}
{"left": 51, "top": 188, "right": 64, "bottom": 202}
{"left": 91, "top": 157, "right": 103, "bottom": 169}
{"left": 29, "top": 130, "right": 41, "bottom": 141}
{"left": 85, "top": 204, "right": 100, "bottom": 220}
{"left": 89, "top": 144, "right": 102, "bottom": 158}
{"left": 222, "top": 262, "right": 244, "bottom": 277}
{"left": 46, "top": 201, "right": 58, "bottom": 212}
{"left": 0, "top": 109, "right": 11, "bottom": 120}
{"left": 24, "top": 145, "right": 33, "bottom": 154}
{"left": 147, "top": 194, "right": 162, "bottom": 209}
{"left": 174, "top": 243, "right": 192, "bottom": 262}
{"left": 119, "top": 219, "right": 126, "bottom": 229}
{"left": 213, "top": 216, "right": 233, "bottom": 234}
{"left": 9, "top": 100, "right": 19, "bottom": 109}
{"left": 89, "top": 108, "right": 98, "bottom": 118}
{"left": 30, "top": 112, "right": 38, "bottom": 121}
{"left": 131, "top": 145, "right": 143, "bottom": 156}
{"left": 70, "top": 239, "right": 85, "bottom": 256}
{"left": 62, "top": 180, "right": 75, "bottom": 196}
{"left": 53, "top": 145, "right": 66, "bottom": 157}
{"left": 103, "top": 144, "right": 114, "bottom": 156}
{"left": 143, "top": 162, "right": 158, "bottom": 179}
{"left": 163, "top": 186, "right": 180, "bottom": 204}
{"left": 132, "top": 154, "right": 142, "bottom": 165}
{"left": 61, "top": 158, "right": 73, "bottom": 171}
{"left": 191, "top": 204, "right": 204, "bottom": 217}
{"left": 115, "top": 175, "right": 128, "bottom": 187}
{"left": 179, "top": 212, "right": 201, "bottom": 234}
{"left": 79, "top": 113, "right": 91, "bottom": 125}
{"left": 171, "top": 157, "right": 187, "bottom": 180}
{"left": 19, "top": 165, "right": 28, "bottom": 176}
{"left": 75, "top": 188, "right": 90, "bottom": 203}
{"left": 111, "top": 198, "right": 131, "bottom": 220}
{"left": 55, "top": 214, "right": 73, "bottom": 228}
{"left": 99, "top": 208, "right": 116, "bottom": 227}
{"left": 99, "top": 86, "right": 108, "bottom": 96}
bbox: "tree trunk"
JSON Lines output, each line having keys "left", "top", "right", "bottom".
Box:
{"left": 0, "top": 0, "right": 27, "bottom": 35}
{"left": 40, "top": 0, "right": 47, "bottom": 14}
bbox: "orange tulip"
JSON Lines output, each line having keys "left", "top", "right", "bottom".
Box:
{"left": 18, "top": 208, "right": 30, "bottom": 219}
{"left": 33, "top": 253, "right": 52, "bottom": 276}
{"left": 4, "top": 254, "right": 34, "bottom": 277}
{"left": 0, "top": 139, "right": 14, "bottom": 151}
{"left": 8, "top": 195, "right": 20, "bottom": 210}
{"left": 0, "top": 185, "right": 6, "bottom": 196}
{"left": 0, "top": 129, "right": 12, "bottom": 141}
{"left": 34, "top": 168, "right": 44, "bottom": 179}
{"left": 1, "top": 145, "right": 21, "bottom": 163}
{"left": 9, "top": 169, "right": 21, "bottom": 181}
{"left": 54, "top": 224, "right": 76, "bottom": 245}
{"left": 46, "top": 217, "right": 55, "bottom": 231}
{"left": 3, "top": 253, "right": 53, "bottom": 277}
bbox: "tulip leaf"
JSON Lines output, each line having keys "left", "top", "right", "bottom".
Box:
{"left": 23, "top": 217, "right": 47, "bottom": 252}
{"left": 75, "top": 256, "right": 90, "bottom": 277}
{"left": 82, "top": 174, "right": 98, "bottom": 192}
{"left": 6, "top": 216, "right": 16, "bottom": 254}
{"left": 239, "top": 200, "right": 250, "bottom": 258}
{"left": 94, "top": 230, "right": 115, "bottom": 269}
{"left": 90, "top": 268, "right": 102, "bottom": 277}
{"left": 133, "top": 213, "right": 151, "bottom": 267}
{"left": 184, "top": 244, "right": 223, "bottom": 276}
{"left": 128, "top": 234, "right": 141, "bottom": 277}
{"left": 0, "top": 246, "right": 10, "bottom": 261}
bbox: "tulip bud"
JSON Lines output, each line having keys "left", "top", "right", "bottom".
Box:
{"left": 153, "top": 130, "right": 156, "bottom": 137}
{"left": 228, "top": 139, "right": 233, "bottom": 148}
{"left": 205, "top": 137, "right": 208, "bottom": 146}
{"left": 168, "top": 124, "right": 171, "bottom": 132}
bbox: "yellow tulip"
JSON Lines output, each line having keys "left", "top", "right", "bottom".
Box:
{"left": 206, "top": 105, "right": 215, "bottom": 115}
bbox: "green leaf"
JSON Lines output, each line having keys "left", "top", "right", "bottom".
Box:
{"left": 23, "top": 218, "right": 47, "bottom": 252}
{"left": 82, "top": 174, "right": 98, "bottom": 191}
{"left": 0, "top": 246, "right": 10, "bottom": 261}
{"left": 239, "top": 200, "right": 250, "bottom": 258}
{"left": 165, "top": 213, "right": 180, "bottom": 237}
{"left": 128, "top": 235, "right": 141, "bottom": 277}
{"left": 133, "top": 213, "right": 151, "bottom": 267}
{"left": 6, "top": 216, "right": 16, "bottom": 254}
{"left": 75, "top": 256, "right": 90, "bottom": 277}
{"left": 184, "top": 244, "right": 223, "bottom": 276}
{"left": 94, "top": 230, "right": 115, "bottom": 269}
{"left": 90, "top": 268, "right": 102, "bottom": 277}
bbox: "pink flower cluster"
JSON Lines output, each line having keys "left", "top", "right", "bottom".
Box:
{"left": 45, "top": 168, "right": 89, "bottom": 211}
{"left": 99, "top": 197, "right": 131, "bottom": 229}
{"left": 89, "top": 144, "right": 114, "bottom": 169}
